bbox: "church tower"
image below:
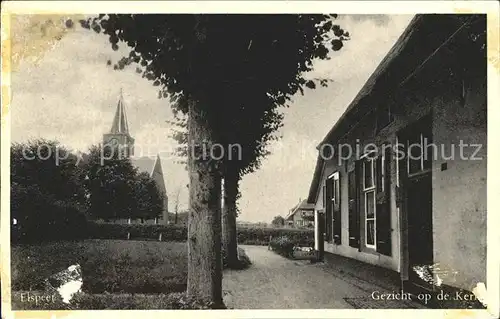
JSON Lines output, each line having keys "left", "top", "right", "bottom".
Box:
{"left": 103, "top": 89, "right": 135, "bottom": 158}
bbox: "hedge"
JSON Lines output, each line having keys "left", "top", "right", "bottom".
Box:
{"left": 12, "top": 217, "right": 314, "bottom": 246}
{"left": 86, "top": 222, "right": 188, "bottom": 242}
{"left": 86, "top": 221, "right": 313, "bottom": 246}
{"left": 269, "top": 236, "right": 296, "bottom": 258}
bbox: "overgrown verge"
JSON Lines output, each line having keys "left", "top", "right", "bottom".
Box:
{"left": 11, "top": 291, "right": 227, "bottom": 310}
{"left": 11, "top": 240, "right": 188, "bottom": 294}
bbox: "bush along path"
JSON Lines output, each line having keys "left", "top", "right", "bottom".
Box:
{"left": 269, "top": 235, "right": 315, "bottom": 260}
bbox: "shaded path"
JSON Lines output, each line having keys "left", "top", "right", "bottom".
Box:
{"left": 222, "top": 245, "right": 365, "bottom": 309}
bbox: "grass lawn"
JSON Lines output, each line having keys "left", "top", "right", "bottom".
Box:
{"left": 12, "top": 239, "right": 187, "bottom": 294}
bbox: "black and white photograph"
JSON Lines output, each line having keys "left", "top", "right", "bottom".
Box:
{"left": 1, "top": 1, "right": 498, "bottom": 317}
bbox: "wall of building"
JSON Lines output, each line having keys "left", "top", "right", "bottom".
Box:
{"left": 292, "top": 212, "right": 304, "bottom": 227}
{"left": 292, "top": 210, "right": 314, "bottom": 228}
{"left": 431, "top": 65, "right": 487, "bottom": 291}
{"left": 313, "top": 29, "right": 487, "bottom": 288}
{"left": 314, "top": 117, "right": 401, "bottom": 272}
{"left": 395, "top": 37, "right": 487, "bottom": 290}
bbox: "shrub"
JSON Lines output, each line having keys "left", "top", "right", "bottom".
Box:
{"left": 269, "top": 235, "right": 314, "bottom": 259}
{"left": 269, "top": 236, "right": 296, "bottom": 258}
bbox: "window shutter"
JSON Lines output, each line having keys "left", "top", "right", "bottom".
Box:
{"left": 325, "top": 178, "right": 333, "bottom": 242}
{"left": 376, "top": 147, "right": 392, "bottom": 256}
{"left": 348, "top": 167, "right": 360, "bottom": 248}
{"left": 333, "top": 175, "right": 342, "bottom": 245}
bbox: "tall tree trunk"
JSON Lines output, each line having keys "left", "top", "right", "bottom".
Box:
{"left": 186, "top": 97, "right": 223, "bottom": 307}
{"left": 222, "top": 167, "right": 239, "bottom": 268}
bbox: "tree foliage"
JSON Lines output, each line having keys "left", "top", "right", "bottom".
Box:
{"left": 133, "top": 172, "right": 165, "bottom": 221}
{"left": 10, "top": 139, "right": 88, "bottom": 242}
{"left": 81, "top": 144, "right": 138, "bottom": 220}
{"left": 79, "top": 14, "right": 349, "bottom": 127}
{"left": 271, "top": 215, "right": 286, "bottom": 227}
{"left": 11, "top": 139, "right": 86, "bottom": 204}
{"left": 81, "top": 145, "right": 164, "bottom": 221}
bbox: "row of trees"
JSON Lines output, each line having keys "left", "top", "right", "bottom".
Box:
{"left": 11, "top": 140, "right": 164, "bottom": 235}
{"left": 80, "top": 14, "right": 349, "bottom": 307}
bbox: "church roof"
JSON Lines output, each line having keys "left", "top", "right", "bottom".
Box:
{"left": 110, "top": 89, "right": 130, "bottom": 134}
{"left": 131, "top": 155, "right": 159, "bottom": 177}
{"left": 77, "top": 153, "right": 162, "bottom": 178}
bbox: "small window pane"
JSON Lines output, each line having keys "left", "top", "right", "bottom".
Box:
{"left": 366, "top": 220, "right": 375, "bottom": 245}
{"left": 408, "top": 138, "right": 422, "bottom": 174}
{"left": 366, "top": 191, "right": 375, "bottom": 218}
{"left": 364, "top": 160, "right": 373, "bottom": 188}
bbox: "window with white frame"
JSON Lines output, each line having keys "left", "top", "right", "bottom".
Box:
{"left": 406, "top": 131, "right": 432, "bottom": 176}
{"left": 362, "top": 154, "right": 376, "bottom": 248}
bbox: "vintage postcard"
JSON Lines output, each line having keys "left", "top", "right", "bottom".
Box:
{"left": 1, "top": 1, "right": 499, "bottom": 318}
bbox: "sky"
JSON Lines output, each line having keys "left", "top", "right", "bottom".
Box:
{"left": 10, "top": 14, "right": 414, "bottom": 222}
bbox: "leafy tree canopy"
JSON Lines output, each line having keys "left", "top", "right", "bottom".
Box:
{"left": 133, "top": 171, "right": 165, "bottom": 220}
{"left": 271, "top": 215, "right": 285, "bottom": 227}
{"left": 11, "top": 139, "right": 86, "bottom": 203}
{"left": 81, "top": 144, "right": 139, "bottom": 219}
{"left": 80, "top": 14, "right": 349, "bottom": 126}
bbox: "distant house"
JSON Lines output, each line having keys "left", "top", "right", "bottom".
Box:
{"left": 285, "top": 199, "right": 315, "bottom": 228}
{"left": 307, "top": 15, "right": 486, "bottom": 298}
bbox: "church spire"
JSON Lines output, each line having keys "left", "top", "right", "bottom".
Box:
{"left": 110, "top": 88, "right": 130, "bottom": 134}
